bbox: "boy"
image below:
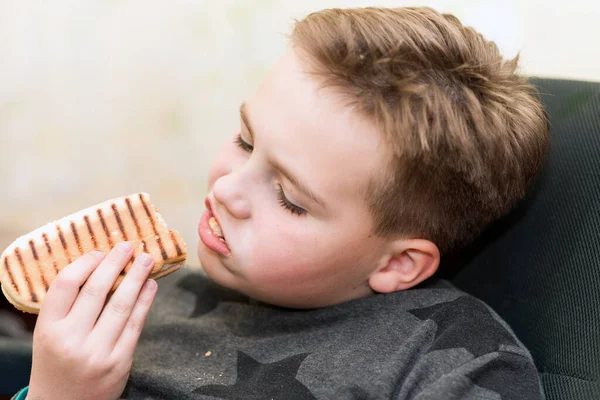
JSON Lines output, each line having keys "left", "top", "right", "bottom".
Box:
{"left": 16, "top": 6, "right": 549, "bottom": 400}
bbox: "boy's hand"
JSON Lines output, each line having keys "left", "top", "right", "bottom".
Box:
{"left": 27, "top": 242, "right": 157, "bottom": 400}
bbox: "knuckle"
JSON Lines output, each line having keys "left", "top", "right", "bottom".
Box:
{"left": 108, "top": 352, "right": 126, "bottom": 370}
{"left": 34, "top": 325, "right": 91, "bottom": 362}
{"left": 81, "top": 283, "right": 104, "bottom": 298}
{"left": 109, "top": 301, "right": 131, "bottom": 318}
{"left": 56, "top": 341, "right": 81, "bottom": 360}
{"left": 87, "top": 354, "right": 115, "bottom": 375}
{"left": 115, "top": 360, "right": 133, "bottom": 380}
{"left": 126, "top": 317, "right": 143, "bottom": 334}
{"left": 34, "top": 327, "right": 55, "bottom": 347}
{"left": 109, "top": 352, "right": 132, "bottom": 375}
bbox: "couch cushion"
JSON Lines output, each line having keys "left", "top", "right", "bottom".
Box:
{"left": 446, "top": 78, "right": 600, "bottom": 400}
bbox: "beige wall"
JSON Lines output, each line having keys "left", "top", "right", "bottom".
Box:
{"left": 1, "top": 0, "right": 598, "bottom": 266}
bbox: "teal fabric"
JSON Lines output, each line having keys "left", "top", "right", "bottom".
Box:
{"left": 12, "top": 386, "right": 28, "bottom": 400}
{"left": 447, "top": 78, "right": 600, "bottom": 400}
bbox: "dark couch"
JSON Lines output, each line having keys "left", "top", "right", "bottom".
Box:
{"left": 1, "top": 78, "right": 599, "bottom": 400}
{"left": 445, "top": 78, "right": 600, "bottom": 399}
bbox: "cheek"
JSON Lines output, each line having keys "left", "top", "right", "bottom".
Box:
{"left": 252, "top": 215, "right": 380, "bottom": 286}
{"left": 244, "top": 218, "right": 356, "bottom": 284}
{"left": 244, "top": 218, "right": 318, "bottom": 280}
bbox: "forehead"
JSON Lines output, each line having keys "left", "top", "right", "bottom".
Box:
{"left": 247, "top": 50, "right": 385, "bottom": 204}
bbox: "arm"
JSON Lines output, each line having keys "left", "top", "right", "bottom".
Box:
{"left": 403, "top": 349, "right": 544, "bottom": 400}
{"left": 22, "top": 243, "right": 158, "bottom": 400}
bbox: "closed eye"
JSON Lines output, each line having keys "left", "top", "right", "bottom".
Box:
{"left": 277, "top": 184, "right": 307, "bottom": 216}
{"left": 235, "top": 134, "right": 254, "bottom": 152}
{"left": 235, "top": 133, "right": 307, "bottom": 217}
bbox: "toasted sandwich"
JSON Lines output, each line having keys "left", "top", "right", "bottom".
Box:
{"left": 0, "top": 192, "right": 187, "bottom": 314}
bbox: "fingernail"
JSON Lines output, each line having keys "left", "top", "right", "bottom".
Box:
{"left": 90, "top": 251, "right": 105, "bottom": 260}
{"left": 139, "top": 253, "right": 154, "bottom": 268}
{"left": 143, "top": 279, "right": 157, "bottom": 291}
{"left": 116, "top": 242, "right": 133, "bottom": 253}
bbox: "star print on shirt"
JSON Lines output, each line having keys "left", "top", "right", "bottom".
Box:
{"left": 194, "top": 351, "right": 316, "bottom": 400}
{"left": 407, "top": 295, "right": 518, "bottom": 358}
{"left": 408, "top": 295, "right": 535, "bottom": 398}
{"left": 177, "top": 274, "right": 249, "bottom": 318}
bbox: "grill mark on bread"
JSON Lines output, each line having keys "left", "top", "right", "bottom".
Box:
{"left": 29, "top": 240, "right": 39, "bottom": 261}
{"left": 15, "top": 248, "right": 37, "bottom": 303}
{"left": 42, "top": 233, "right": 59, "bottom": 275}
{"left": 139, "top": 194, "right": 168, "bottom": 260}
{"left": 126, "top": 197, "right": 148, "bottom": 256}
{"left": 42, "top": 233, "right": 52, "bottom": 255}
{"left": 70, "top": 221, "right": 83, "bottom": 256}
{"left": 84, "top": 215, "right": 98, "bottom": 248}
{"left": 126, "top": 198, "right": 142, "bottom": 237}
{"left": 170, "top": 231, "right": 183, "bottom": 257}
{"left": 97, "top": 209, "right": 113, "bottom": 247}
{"left": 57, "top": 225, "right": 72, "bottom": 263}
{"left": 112, "top": 204, "right": 128, "bottom": 241}
{"left": 29, "top": 240, "right": 49, "bottom": 292}
{"left": 114, "top": 202, "right": 130, "bottom": 276}
{"left": 3, "top": 256, "right": 18, "bottom": 294}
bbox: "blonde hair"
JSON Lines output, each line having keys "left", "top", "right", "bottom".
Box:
{"left": 292, "top": 7, "right": 549, "bottom": 255}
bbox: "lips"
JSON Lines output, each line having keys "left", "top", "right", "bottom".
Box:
{"left": 205, "top": 198, "right": 226, "bottom": 238}
{"left": 198, "top": 198, "right": 231, "bottom": 256}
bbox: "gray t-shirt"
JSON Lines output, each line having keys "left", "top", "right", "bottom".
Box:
{"left": 123, "top": 269, "right": 544, "bottom": 399}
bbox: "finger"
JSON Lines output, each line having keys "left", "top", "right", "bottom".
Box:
{"left": 91, "top": 253, "right": 155, "bottom": 349}
{"left": 112, "top": 279, "right": 157, "bottom": 359}
{"left": 68, "top": 242, "right": 134, "bottom": 331}
{"left": 38, "top": 252, "right": 105, "bottom": 323}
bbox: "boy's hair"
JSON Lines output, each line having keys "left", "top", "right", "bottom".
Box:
{"left": 291, "top": 7, "right": 549, "bottom": 255}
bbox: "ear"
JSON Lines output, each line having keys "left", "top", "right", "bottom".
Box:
{"left": 369, "top": 239, "right": 440, "bottom": 294}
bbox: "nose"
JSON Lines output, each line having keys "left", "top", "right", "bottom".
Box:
{"left": 212, "top": 171, "right": 251, "bottom": 219}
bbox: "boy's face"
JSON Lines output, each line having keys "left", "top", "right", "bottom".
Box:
{"left": 197, "top": 49, "right": 391, "bottom": 308}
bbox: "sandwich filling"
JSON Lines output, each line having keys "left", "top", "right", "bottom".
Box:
{"left": 208, "top": 217, "right": 225, "bottom": 242}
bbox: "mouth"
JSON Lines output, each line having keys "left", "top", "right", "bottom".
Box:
{"left": 205, "top": 198, "right": 227, "bottom": 241}
{"left": 198, "top": 198, "right": 231, "bottom": 256}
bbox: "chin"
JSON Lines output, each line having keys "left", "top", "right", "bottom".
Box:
{"left": 197, "top": 240, "right": 239, "bottom": 290}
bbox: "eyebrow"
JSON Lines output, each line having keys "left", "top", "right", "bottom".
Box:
{"left": 239, "top": 102, "right": 327, "bottom": 210}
